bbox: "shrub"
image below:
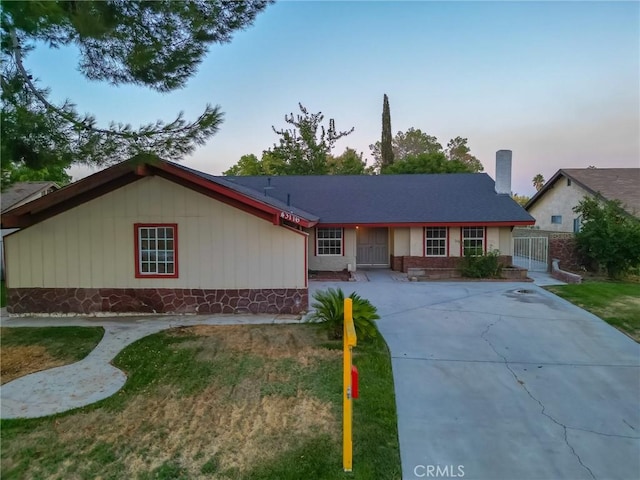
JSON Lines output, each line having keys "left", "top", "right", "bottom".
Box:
{"left": 574, "top": 197, "right": 640, "bottom": 279}
{"left": 309, "top": 287, "right": 380, "bottom": 340}
{"left": 459, "top": 250, "right": 503, "bottom": 278}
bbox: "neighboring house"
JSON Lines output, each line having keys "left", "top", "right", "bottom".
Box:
{"left": 525, "top": 168, "right": 640, "bottom": 232}
{"left": 1, "top": 151, "right": 533, "bottom": 315}
{"left": 1, "top": 181, "right": 59, "bottom": 279}
{"left": 1, "top": 181, "right": 60, "bottom": 214}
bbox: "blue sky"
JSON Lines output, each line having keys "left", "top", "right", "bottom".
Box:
{"left": 28, "top": 0, "right": 639, "bottom": 196}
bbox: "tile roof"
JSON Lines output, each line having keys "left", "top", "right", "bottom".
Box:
{"left": 223, "top": 173, "right": 535, "bottom": 224}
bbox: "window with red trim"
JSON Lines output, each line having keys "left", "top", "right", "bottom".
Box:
{"left": 316, "top": 228, "right": 343, "bottom": 256}
{"left": 425, "top": 227, "right": 447, "bottom": 256}
{"left": 462, "top": 226, "right": 484, "bottom": 256}
{"left": 135, "top": 224, "right": 178, "bottom": 278}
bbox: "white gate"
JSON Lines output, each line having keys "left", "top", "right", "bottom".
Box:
{"left": 513, "top": 237, "right": 549, "bottom": 272}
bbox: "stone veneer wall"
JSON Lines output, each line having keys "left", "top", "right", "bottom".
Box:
{"left": 391, "top": 255, "right": 513, "bottom": 273}
{"left": 7, "top": 288, "right": 308, "bottom": 315}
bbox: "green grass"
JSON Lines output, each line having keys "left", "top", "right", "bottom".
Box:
{"left": 1, "top": 326, "right": 104, "bottom": 367}
{"left": 1, "top": 324, "right": 401, "bottom": 479}
{"left": 546, "top": 281, "right": 640, "bottom": 341}
{"left": 0, "top": 280, "right": 6, "bottom": 307}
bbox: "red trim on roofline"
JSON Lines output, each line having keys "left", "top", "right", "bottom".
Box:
{"left": 1, "top": 160, "right": 319, "bottom": 230}
{"left": 151, "top": 163, "right": 317, "bottom": 228}
{"left": 315, "top": 221, "right": 534, "bottom": 228}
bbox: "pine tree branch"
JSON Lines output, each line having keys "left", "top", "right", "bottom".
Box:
{"left": 9, "top": 28, "right": 217, "bottom": 141}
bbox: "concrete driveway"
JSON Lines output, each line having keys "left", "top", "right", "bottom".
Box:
{"left": 310, "top": 273, "right": 640, "bottom": 480}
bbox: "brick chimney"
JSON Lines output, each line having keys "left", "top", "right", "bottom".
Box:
{"left": 495, "top": 150, "right": 512, "bottom": 195}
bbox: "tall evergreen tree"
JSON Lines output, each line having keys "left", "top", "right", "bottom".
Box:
{"left": 380, "top": 94, "right": 394, "bottom": 169}
{"left": 1, "top": 0, "right": 272, "bottom": 189}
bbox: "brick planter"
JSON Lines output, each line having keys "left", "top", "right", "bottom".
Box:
{"left": 501, "top": 266, "right": 529, "bottom": 280}
{"left": 408, "top": 265, "right": 529, "bottom": 281}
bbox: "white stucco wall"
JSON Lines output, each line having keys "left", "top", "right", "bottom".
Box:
{"left": 5, "top": 176, "right": 306, "bottom": 289}
{"left": 528, "top": 177, "right": 590, "bottom": 232}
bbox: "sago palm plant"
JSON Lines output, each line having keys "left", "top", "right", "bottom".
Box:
{"left": 309, "top": 287, "right": 380, "bottom": 340}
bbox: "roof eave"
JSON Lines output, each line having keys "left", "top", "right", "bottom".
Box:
{"left": 1, "top": 159, "right": 318, "bottom": 229}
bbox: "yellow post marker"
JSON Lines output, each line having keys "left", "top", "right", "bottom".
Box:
{"left": 343, "top": 297, "right": 357, "bottom": 472}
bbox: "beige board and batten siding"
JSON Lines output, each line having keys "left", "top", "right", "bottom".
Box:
{"left": 5, "top": 176, "right": 306, "bottom": 289}
{"left": 528, "top": 177, "right": 588, "bottom": 232}
{"left": 307, "top": 227, "right": 356, "bottom": 271}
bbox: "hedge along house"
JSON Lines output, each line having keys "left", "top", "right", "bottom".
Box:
{"left": 2, "top": 150, "right": 533, "bottom": 316}
{"left": 2, "top": 160, "right": 317, "bottom": 315}
{"left": 229, "top": 150, "right": 534, "bottom": 273}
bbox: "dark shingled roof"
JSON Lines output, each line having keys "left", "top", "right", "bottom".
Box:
{"left": 221, "top": 173, "right": 534, "bottom": 225}
{"left": 168, "top": 162, "right": 319, "bottom": 222}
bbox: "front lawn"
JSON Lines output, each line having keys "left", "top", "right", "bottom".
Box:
{"left": 546, "top": 281, "right": 640, "bottom": 341}
{"left": 1, "top": 324, "right": 401, "bottom": 479}
{"left": 0, "top": 280, "right": 6, "bottom": 307}
{"left": 0, "top": 326, "right": 104, "bottom": 384}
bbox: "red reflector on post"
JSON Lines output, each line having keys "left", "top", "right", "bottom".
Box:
{"left": 351, "top": 365, "right": 359, "bottom": 399}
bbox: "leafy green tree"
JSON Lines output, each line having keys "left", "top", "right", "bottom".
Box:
{"left": 382, "top": 152, "right": 476, "bottom": 174}
{"left": 574, "top": 196, "right": 640, "bottom": 278}
{"left": 1, "top": 0, "right": 272, "bottom": 188}
{"left": 223, "top": 151, "right": 288, "bottom": 176}
{"left": 1, "top": 161, "right": 71, "bottom": 188}
{"left": 532, "top": 174, "right": 545, "bottom": 191}
{"left": 380, "top": 94, "right": 394, "bottom": 169}
{"left": 327, "top": 148, "right": 371, "bottom": 175}
{"left": 266, "top": 103, "right": 354, "bottom": 175}
{"left": 370, "top": 127, "right": 442, "bottom": 167}
{"left": 446, "top": 136, "right": 483, "bottom": 172}
{"left": 223, "top": 154, "right": 265, "bottom": 176}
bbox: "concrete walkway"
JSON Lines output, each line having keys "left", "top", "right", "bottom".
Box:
{"left": 0, "top": 314, "right": 300, "bottom": 419}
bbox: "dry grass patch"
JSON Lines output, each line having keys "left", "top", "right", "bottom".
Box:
{"left": 0, "top": 345, "right": 67, "bottom": 384}
{"left": 0, "top": 327, "right": 104, "bottom": 385}
{"left": 1, "top": 324, "right": 347, "bottom": 480}
{"left": 172, "top": 324, "right": 340, "bottom": 365}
